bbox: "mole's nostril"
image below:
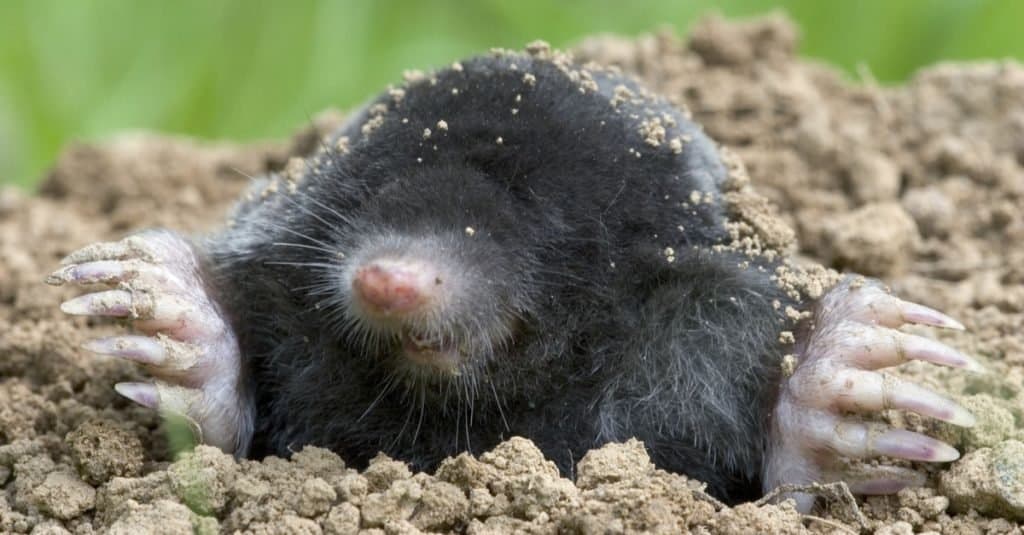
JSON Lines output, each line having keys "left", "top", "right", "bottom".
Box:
{"left": 352, "top": 262, "right": 428, "bottom": 314}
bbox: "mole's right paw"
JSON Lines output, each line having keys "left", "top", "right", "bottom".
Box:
{"left": 48, "top": 230, "right": 250, "bottom": 454}
{"left": 764, "top": 278, "right": 982, "bottom": 512}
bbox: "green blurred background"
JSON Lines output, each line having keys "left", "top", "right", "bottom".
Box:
{"left": 2, "top": 0, "right": 1023, "bottom": 188}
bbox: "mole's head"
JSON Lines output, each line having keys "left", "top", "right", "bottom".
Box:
{"left": 299, "top": 161, "right": 544, "bottom": 384}
{"left": 339, "top": 231, "right": 525, "bottom": 380}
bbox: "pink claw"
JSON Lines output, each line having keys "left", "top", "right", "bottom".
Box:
{"left": 47, "top": 260, "right": 130, "bottom": 286}
{"left": 887, "top": 380, "right": 975, "bottom": 427}
{"left": 61, "top": 290, "right": 137, "bottom": 317}
{"left": 897, "top": 300, "right": 965, "bottom": 330}
{"left": 114, "top": 382, "right": 159, "bottom": 409}
{"left": 831, "top": 281, "right": 965, "bottom": 331}
{"left": 868, "top": 428, "right": 961, "bottom": 462}
{"left": 828, "top": 324, "right": 984, "bottom": 372}
{"left": 894, "top": 331, "right": 985, "bottom": 372}
{"left": 84, "top": 336, "right": 166, "bottom": 366}
{"left": 799, "top": 368, "right": 975, "bottom": 426}
{"left": 59, "top": 236, "right": 157, "bottom": 266}
{"left": 824, "top": 422, "right": 959, "bottom": 461}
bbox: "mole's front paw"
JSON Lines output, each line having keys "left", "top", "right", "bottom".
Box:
{"left": 48, "top": 230, "right": 250, "bottom": 454}
{"left": 764, "top": 278, "right": 982, "bottom": 511}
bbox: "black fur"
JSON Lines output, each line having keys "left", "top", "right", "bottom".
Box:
{"left": 201, "top": 53, "right": 795, "bottom": 503}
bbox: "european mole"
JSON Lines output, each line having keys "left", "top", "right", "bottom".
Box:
{"left": 49, "top": 45, "right": 981, "bottom": 509}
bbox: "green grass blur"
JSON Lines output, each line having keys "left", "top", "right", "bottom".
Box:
{"left": 2, "top": 0, "right": 1023, "bottom": 188}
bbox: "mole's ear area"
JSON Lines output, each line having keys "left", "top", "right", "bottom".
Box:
{"left": 765, "top": 277, "right": 981, "bottom": 513}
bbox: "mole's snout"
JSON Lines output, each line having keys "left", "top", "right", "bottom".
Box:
{"left": 350, "top": 255, "right": 465, "bottom": 371}
{"left": 351, "top": 258, "right": 441, "bottom": 317}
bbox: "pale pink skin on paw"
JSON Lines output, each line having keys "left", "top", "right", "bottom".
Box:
{"left": 48, "top": 230, "right": 250, "bottom": 454}
{"left": 765, "top": 278, "right": 982, "bottom": 512}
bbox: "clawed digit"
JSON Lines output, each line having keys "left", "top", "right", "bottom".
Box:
{"left": 766, "top": 278, "right": 981, "bottom": 511}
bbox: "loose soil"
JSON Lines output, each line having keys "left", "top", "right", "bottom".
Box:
{"left": 2, "top": 13, "right": 1023, "bottom": 534}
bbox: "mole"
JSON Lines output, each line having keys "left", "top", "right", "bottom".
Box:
{"left": 47, "top": 44, "right": 981, "bottom": 510}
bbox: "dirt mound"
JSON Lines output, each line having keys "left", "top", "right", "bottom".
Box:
{"left": 2, "top": 14, "right": 1023, "bottom": 533}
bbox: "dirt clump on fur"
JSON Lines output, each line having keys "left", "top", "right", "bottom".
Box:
{"left": 1, "top": 14, "right": 1023, "bottom": 533}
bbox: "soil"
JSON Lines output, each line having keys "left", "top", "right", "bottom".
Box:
{"left": 2, "top": 13, "right": 1023, "bottom": 534}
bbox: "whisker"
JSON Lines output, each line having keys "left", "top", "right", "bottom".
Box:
{"left": 228, "top": 165, "right": 259, "bottom": 182}
{"left": 489, "top": 379, "right": 510, "bottom": 432}
{"left": 412, "top": 388, "right": 426, "bottom": 444}
{"left": 297, "top": 189, "right": 354, "bottom": 227}
{"left": 452, "top": 399, "right": 460, "bottom": 452}
{"left": 389, "top": 376, "right": 417, "bottom": 451}
{"left": 358, "top": 375, "right": 396, "bottom": 422}
{"left": 272, "top": 241, "right": 339, "bottom": 255}
{"left": 260, "top": 221, "right": 337, "bottom": 250}
{"left": 276, "top": 188, "right": 341, "bottom": 231}
{"left": 263, "top": 261, "right": 338, "bottom": 269}
{"left": 463, "top": 380, "right": 473, "bottom": 454}
{"left": 290, "top": 280, "right": 339, "bottom": 294}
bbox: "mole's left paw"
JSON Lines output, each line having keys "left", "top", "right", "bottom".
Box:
{"left": 764, "top": 278, "right": 982, "bottom": 512}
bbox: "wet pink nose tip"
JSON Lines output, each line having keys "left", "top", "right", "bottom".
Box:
{"left": 352, "top": 262, "right": 427, "bottom": 314}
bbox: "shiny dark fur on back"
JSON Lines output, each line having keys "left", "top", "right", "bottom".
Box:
{"left": 200, "top": 52, "right": 795, "bottom": 503}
